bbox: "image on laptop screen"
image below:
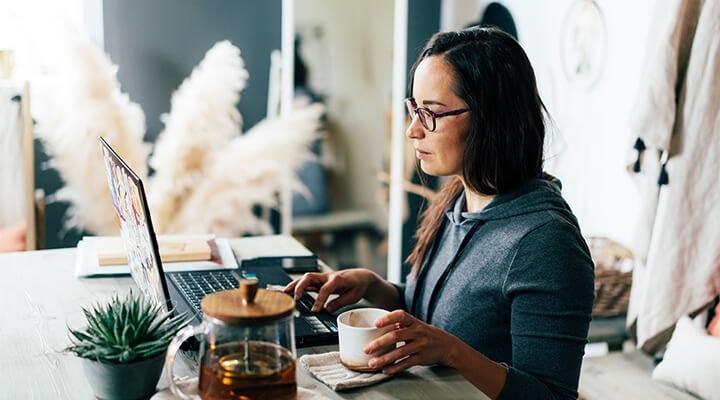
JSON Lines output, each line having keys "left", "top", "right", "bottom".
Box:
{"left": 100, "top": 137, "right": 171, "bottom": 310}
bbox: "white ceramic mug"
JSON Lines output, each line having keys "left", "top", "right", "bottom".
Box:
{"left": 337, "top": 308, "right": 394, "bottom": 372}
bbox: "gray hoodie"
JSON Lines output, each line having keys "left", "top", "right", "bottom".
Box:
{"left": 403, "top": 177, "right": 595, "bottom": 400}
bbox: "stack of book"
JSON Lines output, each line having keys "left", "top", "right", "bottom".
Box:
{"left": 74, "top": 234, "right": 237, "bottom": 277}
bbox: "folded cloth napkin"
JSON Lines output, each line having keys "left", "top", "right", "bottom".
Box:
{"left": 299, "top": 351, "right": 393, "bottom": 391}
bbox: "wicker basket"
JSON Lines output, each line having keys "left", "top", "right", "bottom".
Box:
{"left": 587, "top": 236, "right": 634, "bottom": 317}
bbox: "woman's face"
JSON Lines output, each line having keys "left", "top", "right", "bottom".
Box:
{"left": 406, "top": 55, "right": 470, "bottom": 177}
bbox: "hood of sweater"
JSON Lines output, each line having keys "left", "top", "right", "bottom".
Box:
{"left": 447, "top": 176, "right": 575, "bottom": 226}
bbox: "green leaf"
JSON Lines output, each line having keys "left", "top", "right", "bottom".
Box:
{"left": 64, "top": 290, "right": 190, "bottom": 364}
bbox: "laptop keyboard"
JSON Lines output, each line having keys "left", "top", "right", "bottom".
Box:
{"left": 296, "top": 296, "right": 333, "bottom": 333}
{"left": 169, "top": 270, "right": 337, "bottom": 335}
{"left": 169, "top": 270, "right": 239, "bottom": 313}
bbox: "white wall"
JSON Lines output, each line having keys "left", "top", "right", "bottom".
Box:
{"left": 295, "top": 0, "right": 395, "bottom": 229}
{"left": 443, "top": 0, "right": 655, "bottom": 248}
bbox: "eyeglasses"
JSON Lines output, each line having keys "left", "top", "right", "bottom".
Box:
{"left": 405, "top": 97, "right": 469, "bottom": 132}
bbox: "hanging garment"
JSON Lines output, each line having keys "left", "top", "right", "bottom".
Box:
{"left": 626, "top": 0, "right": 720, "bottom": 354}
{"left": 0, "top": 82, "right": 26, "bottom": 228}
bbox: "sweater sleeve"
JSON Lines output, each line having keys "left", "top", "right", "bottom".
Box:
{"left": 391, "top": 282, "right": 408, "bottom": 311}
{"left": 497, "top": 221, "right": 595, "bottom": 400}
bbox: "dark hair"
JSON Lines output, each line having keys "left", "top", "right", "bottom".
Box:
{"left": 406, "top": 27, "right": 547, "bottom": 276}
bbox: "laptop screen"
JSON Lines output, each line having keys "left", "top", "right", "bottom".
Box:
{"left": 99, "top": 136, "right": 172, "bottom": 311}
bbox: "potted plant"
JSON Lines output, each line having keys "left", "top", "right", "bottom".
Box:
{"left": 65, "top": 291, "right": 188, "bottom": 400}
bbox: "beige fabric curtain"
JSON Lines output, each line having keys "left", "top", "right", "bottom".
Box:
{"left": 626, "top": 0, "right": 720, "bottom": 354}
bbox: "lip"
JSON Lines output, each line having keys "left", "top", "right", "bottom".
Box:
{"left": 415, "top": 148, "right": 430, "bottom": 159}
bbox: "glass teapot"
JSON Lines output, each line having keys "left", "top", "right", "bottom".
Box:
{"left": 166, "top": 279, "right": 297, "bottom": 400}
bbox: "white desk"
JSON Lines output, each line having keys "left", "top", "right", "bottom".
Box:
{"left": 0, "top": 235, "right": 485, "bottom": 399}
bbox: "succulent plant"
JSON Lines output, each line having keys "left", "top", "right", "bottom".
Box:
{"left": 65, "top": 291, "right": 188, "bottom": 364}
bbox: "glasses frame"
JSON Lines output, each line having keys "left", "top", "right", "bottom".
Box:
{"left": 405, "top": 97, "right": 469, "bottom": 132}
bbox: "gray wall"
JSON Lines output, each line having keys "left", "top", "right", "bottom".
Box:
{"left": 407, "top": 0, "right": 441, "bottom": 80}
{"left": 103, "top": 0, "right": 282, "bottom": 139}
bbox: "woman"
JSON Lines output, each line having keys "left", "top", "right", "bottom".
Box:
{"left": 285, "top": 27, "right": 595, "bottom": 399}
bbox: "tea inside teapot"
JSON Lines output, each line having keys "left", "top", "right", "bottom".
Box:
{"left": 199, "top": 340, "right": 296, "bottom": 400}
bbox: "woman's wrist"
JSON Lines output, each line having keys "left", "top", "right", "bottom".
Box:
{"left": 441, "top": 333, "right": 466, "bottom": 369}
{"left": 364, "top": 270, "right": 403, "bottom": 309}
{"left": 444, "top": 336, "right": 507, "bottom": 399}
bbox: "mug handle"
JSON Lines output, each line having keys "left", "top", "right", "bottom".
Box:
{"left": 166, "top": 324, "right": 205, "bottom": 400}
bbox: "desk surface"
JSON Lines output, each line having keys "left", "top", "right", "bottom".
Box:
{"left": 0, "top": 235, "right": 486, "bottom": 399}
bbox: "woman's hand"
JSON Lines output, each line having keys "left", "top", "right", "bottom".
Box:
{"left": 364, "top": 310, "right": 463, "bottom": 374}
{"left": 284, "top": 269, "right": 380, "bottom": 313}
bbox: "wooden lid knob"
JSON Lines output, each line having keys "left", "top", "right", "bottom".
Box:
{"left": 239, "top": 279, "right": 258, "bottom": 304}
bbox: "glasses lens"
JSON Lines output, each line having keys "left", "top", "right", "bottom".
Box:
{"left": 417, "top": 108, "right": 434, "bottom": 131}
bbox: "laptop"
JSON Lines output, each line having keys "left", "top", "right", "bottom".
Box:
{"left": 98, "top": 136, "right": 338, "bottom": 347}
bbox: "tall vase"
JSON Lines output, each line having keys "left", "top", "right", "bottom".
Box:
{"left": 81, "top": 352, "right": 166, "bottom": 400}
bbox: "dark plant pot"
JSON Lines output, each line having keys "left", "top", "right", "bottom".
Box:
{"left": 81, "top": 352, "right": 166, "bottom": 400}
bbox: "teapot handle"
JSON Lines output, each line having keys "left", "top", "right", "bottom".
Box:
{"left": 166, "top": 324, "right": 205, "bottom": 400}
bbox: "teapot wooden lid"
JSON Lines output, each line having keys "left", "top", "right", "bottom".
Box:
{"left": 201, "top": 279, "right": 295, "bottom": 325}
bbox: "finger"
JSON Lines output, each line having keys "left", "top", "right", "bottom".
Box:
{"left": 363, "top": 328, "right": 404, "bottom": 355}
{"left": 367, "top": 345, "right": 416, "bottom": 372}
{"left": 290, "top": 273, "right": 322, "bottom": 300}
{"left": 323, "top": 291, "right": 358, "bottom": 313}
{"left": 322, "top": 296, "right": 341, "bottom": 313}
{"left": 284, "top": 281, "right": 319, "bottom": 297}
{"left": 292, "top": 281, "right": 306, "bottom": 301}
{"left": 295, "top": 272, "right": 328, "bottom": 299}
{"left": 376, "top": 309, "right": 415, "bottom": 328}
{"left": 381, "top": 353, "right": 419, "bottom": 375}
{"left": 283, "top": 279, "right": 298, "bottom": 294}
{"left": 311, "top": 281, "right": 337, "bottom": 312}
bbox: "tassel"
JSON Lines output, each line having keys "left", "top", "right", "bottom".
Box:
{"left": 657, "top": 161, "right": 669, "bottom": 186}
{"left": 657, "top": 150, "right": 669, "bottom": 186}
{"left": 632, "top": 137, "right": 646, "bottom": 173}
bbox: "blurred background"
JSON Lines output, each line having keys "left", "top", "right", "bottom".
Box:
{"left": 0, "top": 0, "right": 652, "bottom": 279}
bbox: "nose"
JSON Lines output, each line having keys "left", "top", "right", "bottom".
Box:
{"left": 406, "top": 115, "right": 425, "bottom": 139}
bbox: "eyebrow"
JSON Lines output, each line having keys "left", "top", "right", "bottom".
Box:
{"left": 419, "top": 99, "right": 449, "bottom": 107}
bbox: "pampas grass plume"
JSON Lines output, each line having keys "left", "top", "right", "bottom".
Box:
{"left": 165, "top": 103, "right": 324, "bottom": 236}
{"left": 148, "top": 41, "right": 249, "bottom": 232}
{"left": 33, "top": 32, "right": 148, "bottom": 236}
